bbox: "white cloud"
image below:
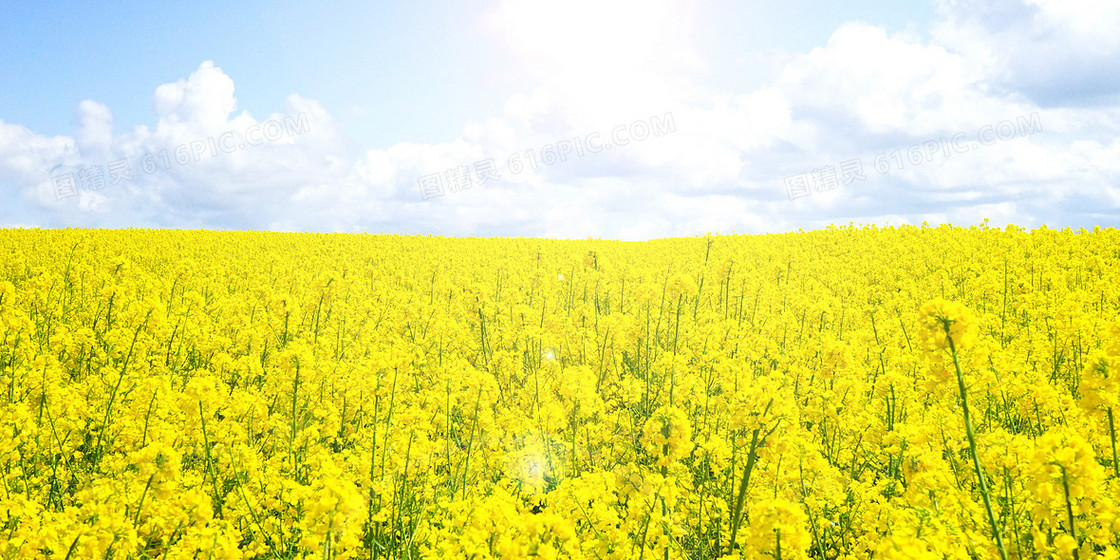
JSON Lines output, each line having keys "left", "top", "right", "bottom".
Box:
{"left": 3, "top": 2, "right": 1120, "bottom": 236}
{"left": 933, "top": 0, "right": 1120, "bottom": 105}
{"left": 0, "top": 121, "right": 74, "bottom": 182}
{"left": 76, "top": 100, "right": 113, "bottom": 157}
{"left": 152, "top": 60, "right": 240, "bottom": 132}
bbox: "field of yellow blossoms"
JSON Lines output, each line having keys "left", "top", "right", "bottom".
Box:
{"left": 1, "top": 224, "right": 1119, "bottom": 559}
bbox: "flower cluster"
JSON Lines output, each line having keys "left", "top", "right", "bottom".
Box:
{"left": 0, "top": 224, "right": 1116, "bottom": 559}
{"left": 917, "top": 298, "right": 979, "bottom": 351}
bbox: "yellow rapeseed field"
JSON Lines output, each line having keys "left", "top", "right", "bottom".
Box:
{"left": 1, "top": 224, "right": 1118, "bottom": 559}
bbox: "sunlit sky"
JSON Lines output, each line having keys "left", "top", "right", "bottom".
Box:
{"left": 1, "top": 0, "right": 1117, "bottom": 238}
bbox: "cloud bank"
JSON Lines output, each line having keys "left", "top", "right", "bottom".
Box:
{"left": 1, "top": 1, "right": 1118, "bottom": 238}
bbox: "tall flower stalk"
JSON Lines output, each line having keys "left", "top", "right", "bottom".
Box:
{"left": 921, "top": 299, "right": 1009, "bottom": 560}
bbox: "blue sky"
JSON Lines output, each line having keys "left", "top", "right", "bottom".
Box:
{"left": 1, "top": 0, "right": 1117, "bottom": 237}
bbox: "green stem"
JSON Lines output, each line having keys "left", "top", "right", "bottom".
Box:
{"left": 94, "top": 312, "right": 150, "bottom": 460}
{"left": 728, "top": 428, "right": 760, "bottom": 554}
{"left": 289, "top": 358, "right": 301, "bottom": 475}
{"left": 132, "top": 474, "right": 155, "bottom": 526}
{"left": 1059, "top": 465, "right": 1080, "bottom": 560}
{"left": 62, "top": 534, "right": 81, "bottom": 560}
{"left": 947, "top": 334, "right": 1008, "bottom": 560}
{"left": 728, "top": 400, "right": 779, "bottom": 554}
{"left": 1108, "top": 407, "right": 1118, "bottom": 480}
{"left": 235, "top": 480, "right": 281, "bottom": 559}
{"left": 198, "top": 401, "right": 223, "bottom": 519}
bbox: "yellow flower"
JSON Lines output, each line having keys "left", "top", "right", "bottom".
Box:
{"left": 918, "top": 298, "right": 980, "bottom": 351}
{"left": 2, "top": 224, "right": 1119, "bottom": 559}
{"left": 1080, "top": 351, "right": 1119, "bottom": 411}
{"left": 641, "top": 405, "right": 693, "bottom": 467}
{"left": 743, "top": 498, "right": 811, "bottom": 560}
